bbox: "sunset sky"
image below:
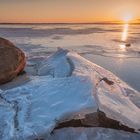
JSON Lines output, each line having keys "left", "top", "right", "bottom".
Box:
{"left": 0, "top": 0, "right": 140, "bottom": 23}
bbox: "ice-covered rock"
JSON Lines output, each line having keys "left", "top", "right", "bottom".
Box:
{"left": 0, "top": 75, "right": 97, "bottom": 139}
{"left": 38, "top": 48, "right": 72, "bottom": 77}
{"left": 67, "top": 51, "right": 140, "bottom": 131}
{"left": 0, "top": 48, "right": 140, "bottom": 139}
{"left": 48, "top": 127, "right": 140, "bottom": 140}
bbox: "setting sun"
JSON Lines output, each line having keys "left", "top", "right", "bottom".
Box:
{"left": 123, "top": 14, "right": 133, "bottom": 23}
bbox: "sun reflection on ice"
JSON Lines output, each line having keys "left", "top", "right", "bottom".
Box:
{"left": 119, "top": 13, "right": 132, "bottom": 51}
{"left": 122, "top": 23, "right": 129, "bottom": 42}
{"left": 119, "top": 44, "right": 126, "bottom": 51}
{"left": 119, "top": 23, "right": 129, "bottom": 51}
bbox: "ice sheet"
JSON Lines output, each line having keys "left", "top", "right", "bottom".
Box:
{"left": 0, "top": 49, "right": 140, "bottom": 139}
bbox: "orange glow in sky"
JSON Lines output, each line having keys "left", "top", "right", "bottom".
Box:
{"left": 0, "top": 0, "right": 140, "bottom": 23}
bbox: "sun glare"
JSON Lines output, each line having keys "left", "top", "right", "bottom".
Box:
{"left": 123, "top": 14, "right": 133, "bottom": 23}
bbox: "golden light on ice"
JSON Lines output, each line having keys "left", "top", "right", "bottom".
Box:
{"left": 122, "top": 24, "right": 129, "bottom": 42}
{"left": 119, "top": 17, "right": 130, "bottom": 51}
{"left": 119, "top": 44, "right": 126, "bottom": 51}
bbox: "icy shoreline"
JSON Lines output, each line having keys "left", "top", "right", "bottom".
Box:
{"left": 0, "top": 48, "right": 140, "bottom": 140}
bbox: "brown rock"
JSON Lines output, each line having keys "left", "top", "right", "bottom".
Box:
{"left": 125, "top": 43, "right": 131, "bottom": 47}
{"left": 0, "top": 37, "right": 26, "bottom": 84}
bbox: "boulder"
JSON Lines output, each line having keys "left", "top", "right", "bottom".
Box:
{"left": 0, "top": 37, "right": 26, "bottom": 84}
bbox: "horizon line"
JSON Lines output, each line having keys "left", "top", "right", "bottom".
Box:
{"left": 0, "top": 21, "right": 140, "bottom": 25}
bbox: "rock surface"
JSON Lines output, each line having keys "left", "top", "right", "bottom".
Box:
{"left": 0, "top": 37, "right": 25, "bottom": 84}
